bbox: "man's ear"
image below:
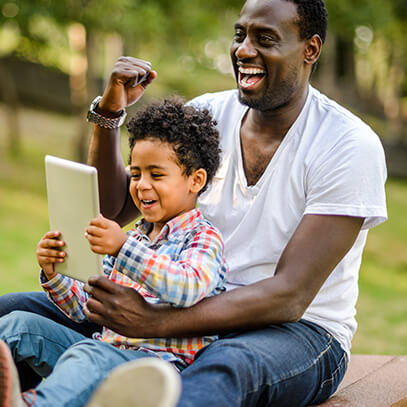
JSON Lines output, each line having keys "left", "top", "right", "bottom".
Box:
{"left": 304, "top": 34, "right": 322, "bottom": 66}
{"left": 189, "top": 169, "right": 207, "bottom": 194}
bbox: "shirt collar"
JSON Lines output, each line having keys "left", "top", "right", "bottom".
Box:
{"left": 135, "top": 208, "right": 202, "bottom": 242}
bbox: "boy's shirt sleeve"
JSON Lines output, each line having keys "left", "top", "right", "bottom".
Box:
{"left": 114, "top": 226, "right": 227, "bottom": 308}
{"left": 40, "top": 255, "right": 114, "bottom": 322}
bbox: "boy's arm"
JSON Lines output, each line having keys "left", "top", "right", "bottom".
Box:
{"left": 83, "top": 214, "right": 363, "bottom": 338}
{"left": 114, "top": 227, "right": 227, "bottom": 307}
{"left": 41, "top": 255, "right": 115, "bottom": 322}
{"left": 87, "top": 56, "right": 156, "bottom": 226}
{"left": 41, "top": 273, "right": 89, "bottom": 322}
{"left": 37, "top": 230, "right": 89, "bottom": 321}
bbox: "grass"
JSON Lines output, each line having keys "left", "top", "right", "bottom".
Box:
{"left": 351, "top": 179, "right": 407, "bottom": 354}
{"left": 0, "top": 102, "right": 406, "bottom": 355}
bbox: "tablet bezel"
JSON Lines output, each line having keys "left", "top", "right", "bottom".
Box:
{"left": 45, "top": 155, "right": 103, "bottom": 283}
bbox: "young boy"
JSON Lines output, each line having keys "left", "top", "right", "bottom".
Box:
{"left": 0, "top": 97, "right": 228, "bottom": 407}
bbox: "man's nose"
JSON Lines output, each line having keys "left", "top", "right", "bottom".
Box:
{"left": 235, "top": 36, "right": 258, "bottom": 60}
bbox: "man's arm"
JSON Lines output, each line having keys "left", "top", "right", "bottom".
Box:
{"left": 87, "top": 56, "right": 157, "bottom": 226}
{"left": 83, "top": 213, "right": 363, "bottom": 338}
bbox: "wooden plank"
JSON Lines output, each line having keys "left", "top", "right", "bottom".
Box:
{"left": 318, "top": 356, "right": 407, "bottom": 407}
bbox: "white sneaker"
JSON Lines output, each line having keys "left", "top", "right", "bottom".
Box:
{"left": 86, "top": 358, "right": 181, "bottom": 407}
{"left": 0, "top": 339, "right": 26, "bottom": 407}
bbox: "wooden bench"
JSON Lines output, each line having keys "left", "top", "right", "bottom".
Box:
{"left": 313, "top": 355, "right": 407, "bottom": 407}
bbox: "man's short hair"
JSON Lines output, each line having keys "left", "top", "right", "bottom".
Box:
{"left": 284, "top": 0, "right": 328, "bottom": 44}
{"left": 127, "top": 97, "right": 221, "bottom": 194}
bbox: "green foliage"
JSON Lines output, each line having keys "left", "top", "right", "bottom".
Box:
{"left": 324, "top": 0, "right": 406, "bottom": 90}
{"left": 325, "top": 0, "right": 394, "bottom": 39}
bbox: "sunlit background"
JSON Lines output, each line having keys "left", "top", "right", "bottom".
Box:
{"left": 0, "top": 0, "right": 406, "bottom": 355}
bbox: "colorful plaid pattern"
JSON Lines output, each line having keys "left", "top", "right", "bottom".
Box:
{"left": 41, "top": 208, "right": 228, "bottom": 365}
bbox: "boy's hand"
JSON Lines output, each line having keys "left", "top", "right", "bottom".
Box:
{"left": 85, "top": 214, "right": 128, "bottom": 257}
{"left": 97, "top": 56, "right": 157, "bottom": 115}
{"left": 36, "top": 231, "right": 66, "bottom": 280}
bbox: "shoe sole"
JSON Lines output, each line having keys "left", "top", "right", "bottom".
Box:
{"left": 86, "top": 358, "right": 181, "bottom": 407}
{"left": 0, "top": 340, "right": 12, "bottom": 407}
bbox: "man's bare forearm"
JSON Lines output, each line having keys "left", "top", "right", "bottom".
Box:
{"left": 88, "top": 124, "right": 139, "bottom": 225}
{"left": 84, "top": 273, "right": 300, "bottom": 339}
{"left": 86, "top": 56, "right": 156, "bottom": 225}
{"left": 152, "top": 275, "right": 301, "bottom": 338}
{"left": 137, "top": 214, "right": 364, "bottom": 338}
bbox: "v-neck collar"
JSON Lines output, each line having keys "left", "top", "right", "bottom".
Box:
{"left": 234, "top": 86, "right": 312, "bottom": 193}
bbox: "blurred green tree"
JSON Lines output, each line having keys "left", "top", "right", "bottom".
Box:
{"left": 0, "top": 0, "right": 240, "bottom": 158}
{"left": 320, "top": 0, "right": 406, "bottom": 140}
{"left": 0, "top": 0, "right": 405, "bottom": 155}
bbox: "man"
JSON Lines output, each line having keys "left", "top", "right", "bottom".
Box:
{"left": 0, "top": 0, "right": 387, "bottom": 405}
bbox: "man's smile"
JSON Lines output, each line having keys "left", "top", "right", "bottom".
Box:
{"left": 238, "top": 65, "right": 266, "bottom": 90}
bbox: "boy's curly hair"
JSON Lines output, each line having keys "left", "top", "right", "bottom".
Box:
{"left": 127, "top": 96, "right": 220, "bottom": 195}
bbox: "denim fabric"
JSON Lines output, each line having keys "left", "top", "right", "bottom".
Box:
{"left": 179, "top": 319, "right": 347, "bottom": 407}
{"left": 0, "top": 311, "right": 155, "bottom": 407}
{"left": 0, "top": 292, "right": 102, "bottom": 390}
{"left": 0, "top": 293, "right": 347, "bottom": 406}
{"left": 0, "top": 292, "right": 101, "bottom": 336}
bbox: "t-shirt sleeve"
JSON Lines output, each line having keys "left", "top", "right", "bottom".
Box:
{"left": 304, "top": 128, "right": 387, "bottom": 230}
{"left": 187, "top": 93, "right": 215, "bottom": 110}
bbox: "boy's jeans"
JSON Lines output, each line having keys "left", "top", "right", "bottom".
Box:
{"left": 0, "top": 292, "right": 347, "bottom": 406}
{"left": 0, "top": 310, "right": 156, "bottom": 407}
{"left": 0, "top": 291, "right": 101, "bottom": 390}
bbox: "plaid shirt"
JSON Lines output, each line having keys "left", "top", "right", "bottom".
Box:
{"left": 41, "top": 208, "right": 228, "bottom": 366}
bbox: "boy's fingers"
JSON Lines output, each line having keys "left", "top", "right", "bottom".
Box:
{"left": 37, "top": 254, "right": 65, "bottom": 264}
{"left": 44, "top": 230, "right": 61, "bottom": 238}
{"left": 88, "top": 214, "right": 107, "bottom": 229}
{"left": 85, "top": 225, "right": 104, "bottom": 237}
{"left": 85, "top": 232, "right": 103, "bottom": 246}
{"left": 39, "top": 238, "right": 65, "bottom": 249}
{"left": 88, "top": 244, "right": 105, "bottom": 255}
{"left": 38, "top": 247, "right": 66, "bottom": 258}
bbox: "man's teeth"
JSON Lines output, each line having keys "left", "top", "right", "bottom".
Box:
{"left": 239, "top": 67, "right": 265, "bottom": 75}
{"left": 240, "top": 75, "right": 250, "bottom": 87}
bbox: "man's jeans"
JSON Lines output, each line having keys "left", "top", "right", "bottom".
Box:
{"left": 0, "top": 310, "right": 156, "bottom": 407}
{"left": 0, "top": 292, "right": 347, "bottom": 406}
{"left": 180, "top": 320, "right": 347, "bottom": 406}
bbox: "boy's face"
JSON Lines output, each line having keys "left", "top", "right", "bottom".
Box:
{"left": 129, "top": 139, "right": 200, "bottom": 231}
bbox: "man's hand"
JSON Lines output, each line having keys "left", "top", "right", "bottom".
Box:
{"left": 83, "top": 276, "right": 164, "bottom": 338}
{"left": 85, "top": 214, "right": 128, "bottom": 257}
{"left": 97, "top": 56, "right": 157, "bottom": 115}
{"left": 36, "top": 231, "right": 66, "bottom": 280}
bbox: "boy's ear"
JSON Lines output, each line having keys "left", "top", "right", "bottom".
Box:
{"left": 189, "top": 169, "right": 207, "bottom": 194}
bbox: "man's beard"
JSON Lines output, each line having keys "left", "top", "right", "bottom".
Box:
{"left": 237, "top": 68, "right": 299, "bottom": 112}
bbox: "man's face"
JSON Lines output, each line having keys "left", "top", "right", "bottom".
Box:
{"left": 230, "top": 0, "right": 308, "bottom": 112}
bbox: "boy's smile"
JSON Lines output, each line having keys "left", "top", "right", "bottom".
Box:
{"left": 129, "top": 139, "right": 201, "bottom": 238}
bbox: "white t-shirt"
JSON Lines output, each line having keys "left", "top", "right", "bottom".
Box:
{"left": 193, "top": 86, "right": 387, "bottom": 356}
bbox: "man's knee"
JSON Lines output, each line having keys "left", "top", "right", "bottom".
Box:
{"left": 0, "top": 291, "right": 48, "bottom": 317}
{"left": 191, "top": 335, "right": 261, "bottom": 377}
{"left": 0, "top": 292, "right": 26, "bottom": 316}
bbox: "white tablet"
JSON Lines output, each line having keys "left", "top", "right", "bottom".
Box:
{"left": 45, "top": 155, "right": 103, "bottom": 282}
